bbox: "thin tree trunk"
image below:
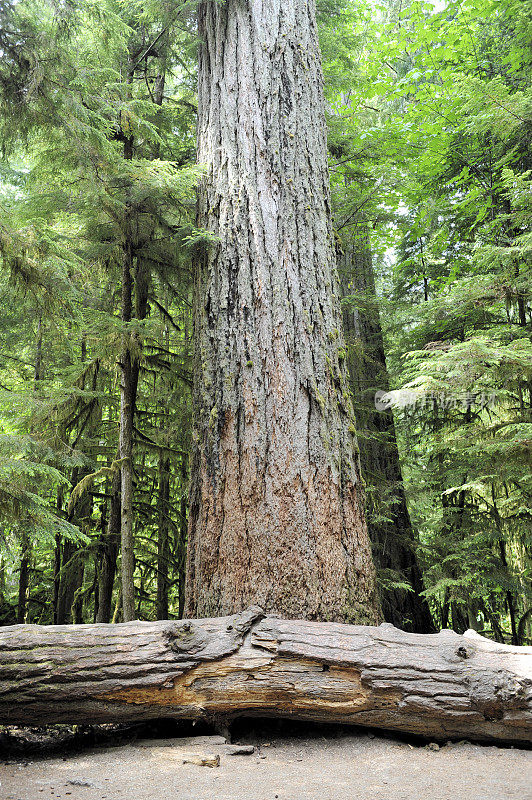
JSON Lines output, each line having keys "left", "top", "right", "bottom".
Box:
{"left": 442, "top": 587, "right": 450, "bottom": 630}
{"left": 34, "top": 315, "right": 42, "bottom": 386}
{"left": 53, "top": 525, "right": 62, "bottom": 624}
{"left": 177, "top": 453, "right": 188, "bottom": 620}
{"left": 338, "top": 225, "right": 434, "bottom": 633}
{"left": 56, "top": 465, "right": 89, "bottom": 625}
{"left": 118, "top": 39, "right": 155, "bottom": 618}
{"left": 118, "top": 92, "right": 137, "bottom": 621}
{"left": 492, "top": 488, "right": 519, "bottom": 645}
{"left": 55, "top": 538, "right": 83, "bottom": 625}
{"left": 439, "top": 489, "right": 470, "bottom": 635}
{"left": 483, "top": 598, "right": 505, "bottom": 644}
{"left": 119, "top": 231, "right": 136, "bottom": 622}
{"left": 56, "top": 344, "right": 98, "bottom": 625}
{"left": 118, "top": 240, "right": 149, "bottom": 622}
{"left": 499, "top": 539, "right": 519, "bottom": 645}
{"left": 0, "top": 558, "right": 5, "bottom": 601}
{"left": 112, "top": 586, "right": 122, "bottom": 624}
{"left": 185, "top": 0, "right": 380, "bottom": 624}
{"left": 451, "top": 599, "right": 469, "bottom": 635}
{"left": 71, "top": 565, "right": 85, "bottom": 625}
{"left": 96, "top": 467, "right": 121, "bottom": 623}
{"left": 156, "top": 454, "right": 171, "bottom": 620}
{"left": 16, "top": 536, "right": 30, "bottom": 625}
{"left": 17, "top": 316, "right": 44, "bottom": 624}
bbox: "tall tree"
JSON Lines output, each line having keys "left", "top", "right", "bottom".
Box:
{"left": 339, "top": 224, "right": 434, "bottom": 632}
{"left": 185, "top": 0, "right": 381, "bottom": 624}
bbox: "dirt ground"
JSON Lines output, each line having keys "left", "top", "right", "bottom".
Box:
{"left": 1, "top": 721, "right": 531, "bottom": 800}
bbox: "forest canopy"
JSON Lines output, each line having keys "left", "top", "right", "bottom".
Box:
{"left": 0, "top": 0, "right": 530, "bottom": 644}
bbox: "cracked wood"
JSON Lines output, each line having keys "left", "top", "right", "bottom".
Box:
{"left": 187, "top": 0, "right": 380, "bottom": 623}
{"left": 1, "top": 609, "right": 530, "bottom": 744}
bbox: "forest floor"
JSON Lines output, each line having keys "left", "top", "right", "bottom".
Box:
{"left": 1, "top": 720, "right": 530, "bottom": 800}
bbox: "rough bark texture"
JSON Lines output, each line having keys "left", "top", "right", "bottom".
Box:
{"left": 186, "top": 0, "right": 380, "bottom": 624}
{"left": 339, "top": 226, "right": 434, "bottom": 633}
{"left": 1, "top": 610, "right": 530, "bottom": 744}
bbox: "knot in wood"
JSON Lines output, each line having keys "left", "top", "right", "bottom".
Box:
{"left": 164, "top": 622, "right": 206, "bottom": 654}
{"left": 469, "top": 673, "right": 527, "bottom": 721}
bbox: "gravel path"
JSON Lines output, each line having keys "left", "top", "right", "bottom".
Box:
{"left": 1, "top": 724, "right": 531, "bottom": 800}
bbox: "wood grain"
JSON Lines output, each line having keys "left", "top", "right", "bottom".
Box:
{"left": 1, "top": 608, "right": 530, "bottom": 743}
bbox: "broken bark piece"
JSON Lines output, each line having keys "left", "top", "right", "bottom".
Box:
{"left": 134, "top": 735, "right": 227, "bottom": 749}
{"left": 0, "top": 609, "right": 530, "bottom": 745}
{"left": 182, "top": 753, "right": 220, "bottom": 767}
{"left": 223, "top": 745, "right": 255, "bottom": 755}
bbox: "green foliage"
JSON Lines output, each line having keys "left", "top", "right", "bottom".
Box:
{"left": 318, "top": 0, "right": 531, "bottom": 641}
{"left": 363, "top": 0, "right": 532, "bottom": 641}
{"left": 0, "top": 0, "right": 197, "bottom": 623}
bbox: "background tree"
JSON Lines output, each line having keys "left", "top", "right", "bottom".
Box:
{"left": 319, "top": 1, "right": 434, "bottom": 631}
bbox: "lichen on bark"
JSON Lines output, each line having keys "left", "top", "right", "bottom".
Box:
{"left": 185, "top": 0, "right": 381, "bottom": 624}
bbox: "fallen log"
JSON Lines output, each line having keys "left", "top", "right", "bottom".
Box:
{"left": 0, "top": 607, "right": 530, "bottom": 744}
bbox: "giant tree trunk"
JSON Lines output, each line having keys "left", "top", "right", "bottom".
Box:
{"left": 1, "top": 610, "right": 530, "bottom": 744}
{"left": 339, "top": 225, "right": 434, "bottom": 633}
{"left": 186, "top": 0, "right": 380, "bottom": 624}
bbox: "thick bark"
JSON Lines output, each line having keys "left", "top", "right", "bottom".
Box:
{"left": 1, "top": 609, "right": 530, "bottom": 744}
{"left": 339, "top": 226, "right": 434, "bottom": 633}
{"left": 186, "top": 0, "right": 380, "bottom": 623}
